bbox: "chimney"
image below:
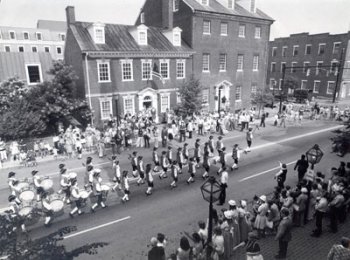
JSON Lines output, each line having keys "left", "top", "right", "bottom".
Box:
{"left": 66, "top": 6, "right": 76, "bottom": 25}
{"left": 162, "top": 0, "right": 173, "bottom": 30}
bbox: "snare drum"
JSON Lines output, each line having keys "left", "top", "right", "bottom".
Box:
{"left": 40, "top": 177, "right": 53, "bottom": 191}
{"left": 18, "top": 201, "right": 35, "bottom": 217}
{"left": 100, "top": 184, "right": 110, "bottom": 200}
{"left": 17, "top": 182, "right": 30, "bottom": 190}
{"left": 19, "top": 186, "right": 35, "bottom": 202}
{"left": 49, "top": 194, "right": 65, "bottom": 213}
{"left": 79, "top": 190, "right": 90, "bottom": 199}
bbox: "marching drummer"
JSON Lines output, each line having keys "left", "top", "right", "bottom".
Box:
{"left": 216, "top": 136, "right": 224, "bottom": 155}
{"left": 32, "top": 170, "right": 43, "bottom": 202}
{"left": 217, "top": 147, "right": 227, "bottom": 175}
{"left": 112, "top": 160, "right": 122, "bottom": 191}
{"left": 85, "top": 165, "right": 94, "bottom": 190}
{"left": 145, "top": 164, "right": 154, "bottom": 196}
{"left": 121, "top": 170, "right": 130, "bottom": 203}
{"left": 202, "top": 151, "right": 210, "bottom": 179}
{"left": 60, "top": 169, "right": 71, "bottom": 204}
{"left": 167, "top": 146, "right": 173, "bottom": 164}
{"left": 8, "top": 195, "right": 26, "bottom": 232}
{"left": 170, "top": 161, "right": 179, "bottom": 189}
{"left": 159, "top": 151, "right": 169, "bottom": 179}
{"left": 85, "top": 156, "right": 93, "bottom": 174}
{"left": 208, "top": 136, "right": 215, "bottom": 156}
{"left": 137, "top": 156, "right": 145, "bottom": 186}
{"left": 130, "top": 151, "right": 138, "bottom": 178}
{"left": 70, "top": 178, "right": 84, "bottom": 217}
{"left": 152, "top": 147, "right": 160, "bottom": 172}
{"left": 41, "top": 192, "right": 53, "bottom": 227}
{"left": 194, "top": 139, "right": 201, "bottom": 168}
{"left": 186, "top": 157, "right": 196, "bottom": 184}
{"left": 8, "top": 171, "right": 17, "bottom": 192}
{"left": 183, "top": 143, "right": 189, "bottom": 164}
{"left": 91, "top": 169, "right": 107, "bottom": 212}
{"left": 176, "top": 147, "right": 184, "bottom": 174}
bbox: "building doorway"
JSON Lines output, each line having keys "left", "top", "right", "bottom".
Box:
{"left": 143, "top": 96, "right": 152, "bottom": 109}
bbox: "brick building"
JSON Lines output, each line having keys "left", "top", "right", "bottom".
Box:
{"left": 267, "top": 32, "right": 350, "bottom": 100}
{"left": 137, "top": 0, "right": 274, "bottom": 111}
{"left": 64, "top": 6, "right": 194, "bottom": 124}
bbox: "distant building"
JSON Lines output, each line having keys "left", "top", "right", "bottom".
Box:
{"left": 64, "top": 6, "right": 194, "bottom": 124}
{"left": 137, "top": 0, "right": 274, "bottom": 111}
{"left": 267, "top": 32, "right": 350, "bottom": 100}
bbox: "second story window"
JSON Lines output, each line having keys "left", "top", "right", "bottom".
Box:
{"left": 238, "top": 25, "right": 245, "bottom": 38}
{"left": 203, "top": 20, "right": 211, "bottom": 35}
{"left": 59, "top": 33, "right": 65, "bottom": 41}
{"left": 32, "top": 46, "right": 38, "bottom": 53}
{"left": 18, "top": 46, "right": 24, "bottom": 52}
{"left": 272, "top": 47, "right": 277, "bottom": 57}
{"left": 36, "top": 32, "right": 42, "bottom": 41}
{"left": 121, "top": 60, "right": 133, "bottom": 81}
{"left": 202, "top": 53, "right": 210, "bottom": 72}
{"left": 160, "top": 59, "right": 169, "bottom": 79}
{"left": 142, "top": 60, "right": 152, "bottom": 80}
{"left": 220, "top": 22, "right": 228, "bottom": 36}
{"left": 237, "top": 54, "right": 244, "bottom": 71}
{"left": 219, "top": 54, "right": 227, "bottom": 72}
{"left": 291, "top": 62, "right": 297, "bottom": 73}
{"left": 173, "top": 0, "right": 179, "bottom": 12}
{"left": 235, "top": 86, "right": 242, "bottom": 101}
{"left": 56, "top": 47, "right": 62, "bottom": 54}
{"left": 23, "top": 32, "right": 29, "bottom": 40}
{"left": 282, "top": 46, "right": 287, "bottom": 57}
{"left": 293, "top": 45, "right": 299, "bottom": 56}
{"left": 305, "top": 44, "right": 312, "bottom": 55}
{"left": 316, "top": 61, "right": 323, "bottom": 75}
{"left": 333, "top": 42, "right": 341, "bottom": 55}
{"left": 318, "top": 43, "right": 325, "bottom": 55}
{"left": 98, "top": 61, "right": 111, "bottom": 82}
{"left": 5, "top": 46, "right": 11, "bottom": 52}
{"left": 303, "top": 62, "right": 310, "bottom": 73}
{"left": 253, "top": 55, "right": 259, "bottom": 71}
{"left": 254, "top": 26, "right": 261, "bottom": 39}
{"left": 176, "top": 59, "right": 186, "bottom": 79}
{"left": 271, "top": 62, "right": 276, "bottom": 72}
{"left": 9, "top": 31, "right": 16, "bottom": 40}
{"left": 44, "top": 46, "right": 50, "bottom": 53}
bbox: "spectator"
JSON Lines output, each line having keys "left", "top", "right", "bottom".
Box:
{"left": 148, "top": 233, "right": 166, "bottom": 260}
{"left": 234, "top": 231, "right": 263, "bottom": 260}
{"left": 192, "top": 233, "right": 204, "bottom": 260}
{"left": 176, "top": 236, "right": 192, "bottom": 260}
{"left": 294, "top": 187, "right": 308, "bottom": 226}
{"left": 254, "top": 195, "right": 268, "bottom": 238}
{"left": 148, "top": 237, "right": 161, "bottom": 260}
{"left": 311, "top": 193, "right": 328, "bottom": 237}
{"left": 327, "top": 237, "right": 350, "bottom": 260}
{"left": 274, "top": 208, "right": 293, "bottom": 259}
{"left": 212, "top": 226, "right": 224, "bottom": 260}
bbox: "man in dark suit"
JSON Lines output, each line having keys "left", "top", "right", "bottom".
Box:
{"left": 275, "top": 208, "right": 293, "bottom": 259}
{"left": 294, "top": 154, "right": 309, "bottom": 183}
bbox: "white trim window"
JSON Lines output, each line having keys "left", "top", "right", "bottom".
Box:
{"left": 99, "top": 98, "right": 113, "bottom": 120}
{"left": 176, "top": 92, "right": 181, "bottom": 104}
{"left": 272, "top": 47, "right": 277, "bottom": 57}
{"left": 173, "top": 31, "right": 181, "bottom": 46}
{"left": 269, "top": 78, "right": 276, "bottom": 90}
{"left": 251, "top": 83, "right": 257, "bottom": 95}
{"left": 9, "top": 31, "right": 16, "bottom": 40}
{"left": 238, "top": 25, "right": 245, "bottom": 38}
{"left": 56, "top": 47, "right": 62, "bottom": 54}
{"left": 23, "top": 32, "right": 29, "bottom": 40}
{"left": 59, "top": 33, "right": 65, "bottom": 41}
{"left": 94, "top": 27, "right": 105, "bottom": 44}
{"left": 176, "top": 59, "right": 186, "bottom": 79}
{"left": 202, "top": 89, "right": 209, "bottom": 105}
{"left": 202, "top": 53, "right": 210, "bottom": 72}
{"left": 123, "top": 96, "right": 135, "bottom": 115}
{"left": 201, "top": 0, "right": 209, "bottom": 6}
{"left": 25, "top": 64, "right": 43, "bottom": 85}
{"left": 160, "top": 59, "right": 170, "bottom": 79}
{"left": 305, "top": 44, "right": 312, "bottom": 55}
{"left": 173, "top": 0, "right": 180, "bottom": 12}
{"left": 291, "top": 62, "right": 297, "bottom": 73}
{"left": 142, "top": 59, "right": 152, "bottom": 80}
{"left": 301, "top": 80, "right": 307, "bottom": 90}
{"left": 32, "top": 46, "right": 38, "bottom": 53}
{"left": 253, "top": 55, "right": 259, "bottom": 71}
{"left": 36, "top": 32, "right": 42, "bottom": 41}
{"left": 303, "top": 62, "right": 310, "bottom": 73}
{"left": 331, "top": 61, "right": 338, "bottom": 73}
{"left": 121, "top": 59, "right": 133, "bottom": 81}
{"left": 44, "top": 46, "right": 50, "bottom": 53}
{"left": 254, "top": 26, "right": 261, "bottom": 39}
{"left": 237, "top": 54, "right": 244, "bottom": 71}
{"left": 313, "top": 81, "right": 320, "bottom": 93}
{"left": 281, "top": 62, "right": 286, "bottom": 72}
{"left": 160, "top": 94, "right": 170, "bottom": 113}
{"left": 292, "top": 45, "right": 299, "bottom": 56}
{"left": 333, "top": 42, "right": 341, "bottom": 55}
{"left": 235, "top": 86, "right": 242, "bottom": 101}
{"left": 203, "top": 20, "right": 211, "bottom": 35}
{"left": 18, "top": 46, "right": 24, "bottom": 52}
{"left": 98, "top": 61, "right": 111, "bottom": 82}
{"left": 318, "top": 43, "right": 326, "bottom": 55}
{"left": 282, "top": 46, "right": 287, "bottom": 57}
{"left": 220, "top": 22, "right": 228, "bottom": 36}
{"left": 219, "top": 54, "right": 227, "bottom": 72}
{"left": 316, "top": 61, "right": 323, "bottom": 75}
{"left": 4, "top": 45, "right": 11, "bottom": 52}
{"left": 327, "top": 81, "right": 335, "bottom": 95}
{"left": 228, "top": 0, "right": 234, "bottom": 9}
{"left": 138, "top": 29, "right": 148, "bottom": 45}
{"left": 271, "top": 62, "right": 276, "bottom": 72}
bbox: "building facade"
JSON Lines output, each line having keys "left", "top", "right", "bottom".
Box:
{"left": 64, "top": 6, "right": 194, "bottom": 124}
{"left": 137, "top": 0, "right": 274, "bottom": 111}
{"left": 267, "top": 32, "right": 350, "bottom": 100}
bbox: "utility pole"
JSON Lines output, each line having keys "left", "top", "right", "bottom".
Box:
{"left": 332, "top": 48, "right": 344, "bottom": 103}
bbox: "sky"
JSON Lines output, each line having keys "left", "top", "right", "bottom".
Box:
{"left": 0, "top": 0, "right": 349, "bottom": 39}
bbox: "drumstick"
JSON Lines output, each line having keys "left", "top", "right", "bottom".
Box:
{"left": 82, "top": 163, "right": 86, "bottom": 167}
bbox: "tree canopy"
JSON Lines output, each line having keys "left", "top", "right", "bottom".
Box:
{"left": 175, "top": 75, "right": 202, "bottom": 116}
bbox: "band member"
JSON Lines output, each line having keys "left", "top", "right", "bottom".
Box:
{"left": 216, "top": 136, "right": 224, "bottom": 155}
{"left": 202, "top": 151, "right": 210, "bottom": 179}
{"left": 91, "top": 169, "right": 106, "bottom": 212}
{"left": 41, "top": 192, "right": 53, "bottom": 227}
{"left": 167, "top": 146, "right": 173, "bottom": 164}
{"left": 245, "top": 127, "right": 254, "bottom": 153}
{"left": 112, "top": 160, "right": 122, "bottom": 191}
{"left": 204, "top": 142, "right": 210, "bottom": 158}
{"left": 137, "top": 156, "right": 145, "bottom": 185}
{"left": 121, "top": 171, "right": 130, "bottom": 202}
{"left": 8, "top": 195, "right": 26, "bottom": 232}
{"left": 176, "top": 147, "right": 184, "bottom": 174}
{"left": 32, "top": 170, "right": 42, "bottom": 201}
{"left": 231, "top": 144, "right": 240, "bottom": 170}
{"left": 160, "top": 151, "right": 169, "bottom": 179}
{"left": 152, "top": 147, "right": 160, "bottom": 172}
{"left": 85, "top": 156, "right": 93, "bottom": 171}
{"left": 217, "top": 147, "right": 227, "bottom": 175}
{"left": 145, "top": 164, "right": 154, "bottom": 196}
{"left": 60, "top": 169, "right": 71, "bottom": 204}
{"left": 85, "top": 165, "right": 94, "bottom": 190}
{"left": 59, "top": 163, "right": 66, "bottom": 173}
{"left": 130, "top": 151, "right": 138, "bottom": 177}
{"left": 194, "top": 140, "right": 201, "bottom": 167}
{"left": 8, "top": 171, "right": 19, "bottom": 196}
{"left": 186, "top": 157, "right": 196, "bottom": 184}
{"left": 183, "top": 143, "right": 189, "bottom": 164}
{"left": 208, "top": 136, "right": 215, "bottom": 156}
{"left": 170, "top": 161, "right": 179, "bottom": 189}
{"left": 70, "top": 179, "right": 84, "bottom": 217}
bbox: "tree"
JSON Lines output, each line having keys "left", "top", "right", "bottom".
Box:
{"left": 176, "top": 75, "right": 202, "bottom": 116}
{"left": 0, "top": 77, "right": 28, "bottom": 115}
{"left": 251, "top": 88, "right": 274, "bottom": 118}
{"left": 283, "top": 75, "right": 299, "bottom": 96}
{"left": 0, "top": 212, "right": 107, "bottom": 260}
{"left": 331, "top": 117, "right": 350, "bottom": 156}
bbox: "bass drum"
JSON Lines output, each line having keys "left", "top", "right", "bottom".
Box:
{"left": 49, "top": 194, "right": 65, "bottom": 214}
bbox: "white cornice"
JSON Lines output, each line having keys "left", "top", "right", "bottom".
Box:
{"left": 85, "top": 51, "right": 195, "bottom": 59}
{"left": 0, "top": 39, "right": 65, "bottom": 45}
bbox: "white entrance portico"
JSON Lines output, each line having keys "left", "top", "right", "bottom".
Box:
{"left": 138, "top": 87, "right": 158, "bottom": 120}
{"left": 214, "top": 80, "right": 232, "bottom": 111}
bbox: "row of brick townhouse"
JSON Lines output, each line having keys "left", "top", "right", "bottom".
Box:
{"left": 267, "top": 32, "right": 350, "bottom": 100}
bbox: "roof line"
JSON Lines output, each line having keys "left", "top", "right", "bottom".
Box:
{"left": 194, "top": 9, "right": 274, "bottom": 22}
{"left": 182, "top": 0, "right": 196, "bottom": 13}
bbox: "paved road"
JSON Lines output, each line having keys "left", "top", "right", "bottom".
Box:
{"left": 19, "top": 120, "right": 348, "bottom": 260}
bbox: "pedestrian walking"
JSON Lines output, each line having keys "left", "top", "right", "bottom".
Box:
{"left": 121, "top": 170, "right": 130, "bottom": 203}
{"left": 294, "top": 154, "right": 309, "bottom": 183}
{"left": 69, "top": 178, "right": 85, "bottom": 217}
{"left": 231, "top": 144, "right": 240, "bottom": 170}
{"left": 186, "top": 157, "right": 196, "bottom": 184}
{"left": 152, "top": 147, "right": 160, "bottom": 172}
{"left": 216, "top": 136, "right": 224, "bottom": 155}
{"left": 194, "top": 139, "right": 201, "bottom": 167}
{"left": 161, "top": 126, "right": 168, "bottom": 148}
{"left": 176, "top": 147, "right": 184, "bottom": 174}
{"left": 167, "top": 146, "right": 173, "bottom": 164}
{"left": 254, "top": 195, "right": 268, "bottom": 238}
{"left": 274, "top": 208, "right": 293, "bottom": 259}
{"left": 217, "top": 166, "right": 228, "bottom": 205}
{"left": 275, "top": 163, "right": 288, "bottom": 189}
{"left": 209, "top": 135, "right": 215, "bottom": 156}
{"left": 260, "top": 113, "right": 266, "bottom": 128}
{"left": 130, "top": 151, "right": 138, "bottom": 178}
{"left": 170, "top": 161, "right": 179, "bottom": 189}
{"left": 41, "top": 192, "right": 53, "bottom": 227}
{"left": 217, "top": 147, "right": 227, "bottom": 175}
{"left": 145, "top": 164, "right": 154, "bottom": 195}
{"left": 279, "top": 111, "right": 287, "bottom": 128}
{"left": 137, "top": 156, "right": 145, "bottom": 185}
{"left": 159, "top": 151, "right": 169, "bottom": 179}
{"left": 244, "top": 127, "right": 254, "bottom": 153}
{"left": 91, "top": 170, "right": 107, "bottom": 212}
{"left": 183, "top": 143, "right": 189, "bottom": 164}
{"left": 202, "top": 151, "right": 210, "bottom": 179}
{"left": 187, "top": 120, "right": 193, "bottom": 139}
{"left": 153, "top": 126, "right": 159, "bottom": 148}
{"left": 112, "top": 160, "right": 122, "bottom": 191}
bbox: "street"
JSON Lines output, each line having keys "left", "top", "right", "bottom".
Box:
{"left": 9, "top": 120, "right": 346, "bottom": 260}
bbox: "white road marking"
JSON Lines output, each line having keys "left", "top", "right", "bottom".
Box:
{"left": 238, "top": 160, "right": 297, "bottom": 182}
{"left": 63, "top": 216, "right": 131, "bottom": 239}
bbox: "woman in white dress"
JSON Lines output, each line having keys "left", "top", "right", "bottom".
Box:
{"left": 254, "top": 195, "right": 268, "bottom": 238}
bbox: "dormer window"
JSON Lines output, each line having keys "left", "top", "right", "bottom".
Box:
{"left": 36, "top": 32, "right": 42, "bottom": 41}
{"left": 139, "top": 30, "right": 147, "bottom": 45}
{"left": 201, "top": 0, "right": 209, "bottom": 6}
{"left": 173, "top": 0, "right": 180, "bottom": 12}
{"left": 228, "top": 0, "right": 234, "bottom": 9}
{"left": 94, "top": 27, "right": 105, "bottom": 44}
{"left": 173, "top": 32, "right": 181, "bottom": 46}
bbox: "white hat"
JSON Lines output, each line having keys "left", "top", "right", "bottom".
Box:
{"left": 301, "top": 188, "right": 308, "bottom": 193}
{"left": 224, "top": 210, "right": 233, "bottom": 220}
{"left": 69, "top": 172, "right": 77, "bottom": 179}
{"left": 228, "top": 200, "right": 236, "bottom": 206}
{"left": 94, "top": 168, "right": 101, "bottom": 173}
{"left": 259, "top": 195, "right": 267, "bottom": 202}
{"left": 240, "top": 200, "right": 247, "bottom": 208}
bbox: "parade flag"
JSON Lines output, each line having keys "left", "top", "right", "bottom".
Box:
{"left": 151, "top": 63, "right": 165, "bottom": 84}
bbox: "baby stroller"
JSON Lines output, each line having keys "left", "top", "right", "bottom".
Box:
{"left": 25, "top": 150, "right": 37, "bottom": 167}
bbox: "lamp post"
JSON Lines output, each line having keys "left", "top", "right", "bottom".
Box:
{"left": 306, "top": 144, "right": 324, "bottom": 170}
{"left": 200, "top": 176, "right": 222, "bottom": 259}
{"left": 214, "top": 86, "right": 224, "bottom": 114}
